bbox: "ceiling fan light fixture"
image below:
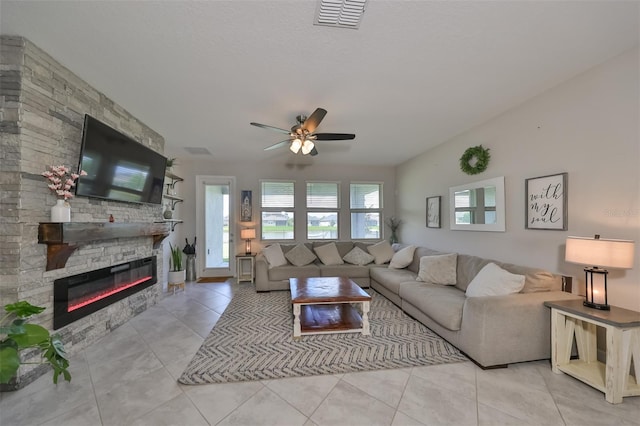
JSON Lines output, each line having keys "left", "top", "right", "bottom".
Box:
{"left": 290, "top": 138, "right": 302, "bottom": 154}
{"left": 301, "top": 140, "right": 315, "bottom": 155}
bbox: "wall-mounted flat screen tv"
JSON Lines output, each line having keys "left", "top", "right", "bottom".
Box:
{"left": 75, "top": 115, "right": 167, "bottom": 204}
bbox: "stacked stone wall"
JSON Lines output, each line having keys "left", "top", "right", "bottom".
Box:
{"left": 0, "top": 36, "right": 166, "bottom": 387}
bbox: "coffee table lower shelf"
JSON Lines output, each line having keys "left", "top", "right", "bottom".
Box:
{"left": 297, "top": 303, "right": 364, "bottom": 336}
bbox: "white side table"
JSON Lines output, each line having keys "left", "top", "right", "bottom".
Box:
{"left": 545, "top": 299, "right": 640, "bottom": 404}
{"left": 236, "top": 254, "right": 255, "bottom": 284}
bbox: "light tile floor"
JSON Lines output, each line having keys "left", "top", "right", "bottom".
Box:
{"left": 1, "top": 281, "right": 639, "bottom": 426}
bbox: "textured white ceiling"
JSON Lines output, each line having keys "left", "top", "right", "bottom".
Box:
{"left": 2, "top": 1, "right": 638, "bottom": 166}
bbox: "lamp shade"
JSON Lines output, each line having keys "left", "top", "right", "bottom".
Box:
{"left": 565, "top": 236, "right": 635, "bottom": 269}
{"left": 240, "top": 228, "right": 256, "bottom": 240}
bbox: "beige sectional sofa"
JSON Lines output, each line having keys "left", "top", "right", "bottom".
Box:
{"left": 254, "top": 241, "right": 581, "bottom": 368}
{"left": 255, "top": 241, "right": 375, "bottom": 291}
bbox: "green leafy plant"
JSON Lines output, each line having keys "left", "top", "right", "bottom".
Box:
{"left": 0, "top": 301, "right": 70, "bottom": 385}
{"left": 170, "top": 242, "right": 183, "bottom": 271}
{"left": 166, "top": 158, "right": 176, "bottom": 168}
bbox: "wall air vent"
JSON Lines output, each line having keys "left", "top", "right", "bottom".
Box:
{"left": 314, "top": 0, "right": 368, "bottom": 29}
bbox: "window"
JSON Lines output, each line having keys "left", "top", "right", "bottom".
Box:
{"left": 261, "top": 181, "right": 295, "bottom": 240}
{"left": 350, "top": 183, "right": 382, "bottom": 239}
{"left": 306, "top": 182, "right": 339, "bottom": 240}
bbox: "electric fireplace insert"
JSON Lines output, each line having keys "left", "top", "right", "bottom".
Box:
{"left": 53, "top": 256, "right": 157, "bottom": 329}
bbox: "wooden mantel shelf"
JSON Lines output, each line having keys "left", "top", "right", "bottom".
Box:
{"left": 38, "top": 222, "right": 170, "bottom": 271}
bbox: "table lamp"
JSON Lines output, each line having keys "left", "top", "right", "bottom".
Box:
{"left": 565, "top": 235, "right": 635, "bottom": 310}
{"left": 240, "top": 228, "right": 256, "bottom": 255}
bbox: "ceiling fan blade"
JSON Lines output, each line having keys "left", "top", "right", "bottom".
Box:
{"left": 263, "top": 140, "right": 291, "bottom": 151}
{"left": 309, "top": 147, "right": 319, "bottom": 156}
{"left": 302, "top": 108, "right": 327, "bottom": 133}
{"left": 250, "top": 122, "right": 291, "bottom": 134}
{"left": 313, "top": 133, "right": 356, "bottom": 141}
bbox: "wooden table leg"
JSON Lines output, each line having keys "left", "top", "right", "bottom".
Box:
{"left": 361, "top": 301, "right": 370, "bottom": 336}
{"left": 293, "top": 303, "right": 301, "bottom": 338}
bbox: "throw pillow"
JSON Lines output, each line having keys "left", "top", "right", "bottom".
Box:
{"left": 343, "top": 246, "right": 375, "bottom": 266}
{"left": 367, "top": 240, "right": 395, "bottom": 265}
{"left": 466, "top": 262, "right": 525, "bottom": 297}
{"left": 416, "top": 253, "right": 458, "bottom": 285}
{"left": 285, "top": 244, "right": 317, "bottom": 267}
{"left": 314, "top": 243, "right": 344, "bottom": 266}
{"left": 262, "top": 244, "right": 288, "bottom": 268}
{"left": 389, "top": 245, "right": 416, "bottom": 269}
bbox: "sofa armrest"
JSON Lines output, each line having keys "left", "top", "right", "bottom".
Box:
{"left": 255, "top": 254, "right": 270, "bottom": 291}
{"left": 458, "top": 291, "right": 582, "bottom": 367}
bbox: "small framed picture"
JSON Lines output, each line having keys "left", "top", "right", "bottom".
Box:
{"left": 525, "top": 172, "right": 568, "bottom": 230}
{"left": 426, "top": 196, "right": 441, "bottom": 228}
{"left": 240, "top": 190, "right": 252, "bottom": 222}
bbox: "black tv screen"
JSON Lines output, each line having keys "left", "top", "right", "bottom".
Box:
{"left": 75, "top": 115, "right": 167, "bottom": 204}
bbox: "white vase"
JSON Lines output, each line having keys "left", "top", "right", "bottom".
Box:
{"left": 168, "top": 270, "right": 186, "bottom": 284}
{"left": 50, "top": 199, "right": 71, "bottom": 223}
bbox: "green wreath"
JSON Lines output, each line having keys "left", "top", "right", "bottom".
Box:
{"left": 459, "top": 145, "right": 490, "bottom": 175}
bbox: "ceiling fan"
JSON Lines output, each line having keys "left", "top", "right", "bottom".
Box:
{"left": 250, "top": 108, "right": 355, "bottom": 156}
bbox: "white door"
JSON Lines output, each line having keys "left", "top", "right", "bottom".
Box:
{"left": 196, "top": 176, "right": 235, "bottom": 278}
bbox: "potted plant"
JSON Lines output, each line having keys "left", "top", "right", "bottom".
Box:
{"left": 168, "top": 242, "right": 185, "bottom": 285}
{"left": 0, "top": 301, "right": 71, "bottom": 387}
{"left": 165, "top": 158, "right": 176, "bottom": 173}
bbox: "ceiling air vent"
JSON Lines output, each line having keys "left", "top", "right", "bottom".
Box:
{"left": 184, "top": 147, "right": 212, "bottom": 155}
{"left": 314, "top": 0, "right": 368, "bottom": 29}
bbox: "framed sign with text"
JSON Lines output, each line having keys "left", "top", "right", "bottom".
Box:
{"left": 525, "top": 172, "right": 567, "bottom": 230}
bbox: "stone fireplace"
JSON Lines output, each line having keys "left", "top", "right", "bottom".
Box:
{"left": 0, "top": 36, "right": 167, "bottom": 387}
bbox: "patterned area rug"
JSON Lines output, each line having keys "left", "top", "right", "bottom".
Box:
{"left": 179, "top": 284, "right": 467, "bottom": 384}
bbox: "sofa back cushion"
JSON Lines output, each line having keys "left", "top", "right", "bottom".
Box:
{"left": 455, "top": 254, "right": 562, "bottom": 293}
{"left": 494, "top": 261, "right": 563, "bottom": 293}
{"left": 284, "top": 243, "right": 317, "bottom": 266}
{"left": 312, "top": 241, "right": 355, "bottom": 259}
{"left": 416, "top": 253, "right": 458, "bottom": 285}
{"left": 343, "top": 246, "right": 375, "bottom": 266}
{"left": 389, "top": 245, "right": 416, "bottom": 269}
{"left": 465, "top": 262, "right": 525, "bottom": 297}
{"left": 367, "top": 240, "right": 395, "bottom": 265}
{"left": 262, "top": 244, "right": 288, "bottom": 268}
{"left": 313, "top": 242, "right": 345, "bottom": 265}
{"left": 407, "top": 246, "right": 444, "bottom": 273}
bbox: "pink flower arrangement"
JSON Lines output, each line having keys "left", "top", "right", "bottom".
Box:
{"left": 42, "top": 165, "right": 87, "bottom": 201}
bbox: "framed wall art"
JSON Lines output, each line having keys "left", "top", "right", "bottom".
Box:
{"left": 426, "top": 196, "right": 441, "bottom": 228}
{"left": 240, "top": 190, "right": 252, "bottom": 222}
{"left": 525, "top": 172, "right": 567, "bottom": 230}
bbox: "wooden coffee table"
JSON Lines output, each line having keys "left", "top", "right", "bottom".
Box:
{"left": 289, "top": 276, "right": 371, "bottom": 338}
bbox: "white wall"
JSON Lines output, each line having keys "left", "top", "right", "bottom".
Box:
{"left": 169, "top": 158, "right": 396, "bottom": 256}
{"left": 396, "top": 48, "right": 640, "bottom": 311}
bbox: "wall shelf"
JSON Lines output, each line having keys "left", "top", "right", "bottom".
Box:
{"left": 164, "top": 171, "right": 184, "bottom": 231}
{"left": 38, "top": 222, "right": 170, "bottom": 271}
{"left": 162, "top": 219, "right": 183, "bottom": 231}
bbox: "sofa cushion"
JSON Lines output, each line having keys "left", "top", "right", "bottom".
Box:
{"left": 368, "top": 240, "right": 395, "bottom": 265}
{"left": 285, "top": 244, "right": 317, "bottom": 266}
{"left": 320, "top": 264, "right": 370, "bottom": 278}
{"left": 343, "top": 246, "right": 375, "bottom": 266}
{"left": 370, "top": 266, "right": 418, "bottom": 295}
{"left": 389, "top": 245, "right": 416, "bottom": 269}
{"left": 455, "top": 254, "right": 562, "bottom": 293}
{"left": 267, "top": 264, "right": 320, "bottom": 281}
{"left": 466, "top": 263, "right": 525, "bottom": 297}
{"left": 262, "top": 244, "right": 288, "bottom": 268}
{"left": 400, "top": 283, "right": 466, "bottom": 331}
{"left": 455, "top": 254, "right": 493, "bottom": 292}
{"left": 407, "top": 246, "right": 445, "bottom": 273}
{"left": 494, "top": 261, "right": 562, "bottom": 293}
{"left": 417, "top": 253, "right": 457, "bottom": 285}
{"left": 314, "top": 242, "right": 344, "bottom": 265}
